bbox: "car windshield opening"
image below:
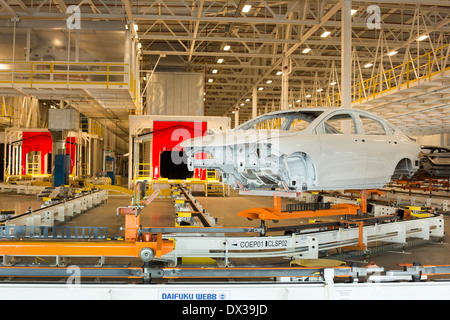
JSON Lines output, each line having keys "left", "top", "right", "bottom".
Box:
{"left": 235, "top": 110, "right": 323, "bottom": 131}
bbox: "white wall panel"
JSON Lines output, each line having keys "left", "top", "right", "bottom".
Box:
{"left": 147, "top": 72, "right": 204, "bottom": 116}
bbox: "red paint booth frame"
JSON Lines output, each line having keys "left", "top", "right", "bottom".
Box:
{"left": 151, "top": 121, "right": 207, "bottom": 180}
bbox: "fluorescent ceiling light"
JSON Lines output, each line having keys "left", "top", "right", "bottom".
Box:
{"left": 417, "top": 35, "right": 429, "bottom": 41}
{"left": 364, "top": 63, "right": 373, "bottom": 68}
{"left": 387, "top": 51, "right": 398, "bottom": 56}
{"left": 330, "top": 81, "right": 337, "bottom": 86}
{"left": 351, "top": 9, "right": 357, "bottom": 15}
{"left": 217, "top": 58, "right": 224, "bottom": 63}
{"left": 208, "top": 79, "right": 213, "bottom": 83}
{"left": 258, "top": 87, "right": 264, "bottom": 91}
{"left": 320, "top": 31, "right": 331, "bottom": 38}
{"left": 266, "top": 80, "right": 272, "bottom": 84}
{"left": 302, "top": 48, "right": 311, "bottom": 53}
{"left": 223, "top": 45, "right": 231, "bottom": 51}
{"left": 305, "top": 94, "right": 311, "bottom": 98}
{"left": 276, "top": 71, "right": 282, "bottom": 75}
{"left": 212, "top": 69, "right": 218, "bottom": 73}
{"left": 242, "top": 5, "right": 252, "bottom": 13}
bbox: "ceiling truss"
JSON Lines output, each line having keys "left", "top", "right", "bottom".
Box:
{"left": 0, "top": 0, "right": 448, "bottom": 136}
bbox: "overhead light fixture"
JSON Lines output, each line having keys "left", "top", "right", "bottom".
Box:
{"left": 320, "top": 31, "right": 331, "bottom": 38}
{"left": 223, "top": 45, "right": 231, "bottom": 51}
{"left": 133, "top": 23, "right": 138, "bottom": 31}
{"left": 305, "top": 94, "right": 311, "bottom": 98}
{"left": 245, "top": 98, "right": 250, "bottom": 102}
{"left": 212, "top": 69, "right": 218, "bottom": 73}
{"left": 288, "top": 104, "right": 292, "bottom": 107}
{"left": 417, "top": 35, "right": 429, "bottom": 41}
{"left": 138, "top": 42, "right": 142, "bottom": 49}
{"left": 232, "top": 111, "right": 236, "bottom": 114}
{"left": 240, "top": 103, "right": 245, "bottom": 106}
{"left": 276, "top": 71, "right": 282, "bottom": 75}
{"left": 330, "top": 81, "right": 337, "bottom": 86}
{"left": 0, "top": 64, "right": 9, "bottom": 70}
{"left": 208, "top": 79, "right": 213, "bottom": 83}
{"left": 317, "top": 88, "right": 323, "bottom": 92}
{"left": 364, "top": 63, "right": 373, "bottom": 68}
{"left": 351, "top": 9, "right": 357, "bottom": 15}
{"left": 266, "top": 80, "right": 272, "bottom": 84}
{"left": 296, "top": 99, "right": 301, "bottom": 103}
{"left": 258, "top": 87, "right": 264, "bottom": 91}
{"left": 217, "top": 58, "right": 224, "bottom": 63}
{"left": 242, "top": 5, "right": 252, "bottom": 13}
{"left": 387, "top": 51, "right": 398, "bottom": 56}
{"left": 302, "top": 48, "right": 311, "bottom": 53}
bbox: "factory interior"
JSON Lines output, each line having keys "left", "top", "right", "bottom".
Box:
{"left": 0, "top": 0, "right": 448, "bottom": 302}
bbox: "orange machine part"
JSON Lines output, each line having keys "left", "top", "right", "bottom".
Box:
{"left": 0, "top": 238, "right": 173, "bottom": 259}
{"left": 238, "top": 202, "right": 360, "bottom": 221}
{"left": 0, "top": 205, "right": 174, "bottom": 259}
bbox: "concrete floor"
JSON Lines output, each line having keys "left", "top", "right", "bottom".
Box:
{"left": 1, "top": 191, "right": 449, "bottom": 273}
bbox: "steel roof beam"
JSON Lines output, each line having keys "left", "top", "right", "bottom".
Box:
{"left": 0, "top": 0, "right": 19, "bottom": 18}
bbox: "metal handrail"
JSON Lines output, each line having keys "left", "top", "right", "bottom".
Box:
{"left": 309, "top": 43, "right": 450, "bottom": 107}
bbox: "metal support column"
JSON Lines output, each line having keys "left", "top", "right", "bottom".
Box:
{"left": 281, "top": 56, "right": 289, "bottom": 110}
{"left": 252, "top": 86, "right": 257, "bottom": 119}
{"left": 341, "top": 0, "right": 352, "bottom": 108}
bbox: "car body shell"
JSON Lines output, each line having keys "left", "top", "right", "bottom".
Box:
{"left": 180, "top": 108, "right": 421, "bottom": 191}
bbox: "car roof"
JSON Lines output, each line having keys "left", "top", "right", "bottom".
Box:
{"left": 262, "top": 107, "right": 329, "bottom": 116}
{"left": 262, "top": 107, "right": 373, "bottom": 116}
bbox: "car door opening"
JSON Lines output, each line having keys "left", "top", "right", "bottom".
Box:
{"left": 159, "top": 150, "right": 193, "bottom": 179}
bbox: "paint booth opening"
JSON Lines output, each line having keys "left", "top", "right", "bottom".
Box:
{"left": 159, "top": 151, "right": 194, "bottom": 180}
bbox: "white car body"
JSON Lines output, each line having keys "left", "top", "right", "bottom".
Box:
{"left": 180, "top": 108, "right": 421, "bottom": 191}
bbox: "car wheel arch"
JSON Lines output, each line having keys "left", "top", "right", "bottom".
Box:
{"left": 392, "top": 157, "right": 414, "bottom": 179}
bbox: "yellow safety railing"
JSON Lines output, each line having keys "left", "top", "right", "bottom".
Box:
{"left": 206, "top": 169, "right": 218, "bottom": 181}
{"left": 80, "top": 118, "right": 103, "bottom": 136}
{"left": 80, "top": 163, "right": 89, "bottom": 177}
{"left": 0, "top": 61, "right": 130, "bottom": 89}
{"left": 137, "top": 163, "right": 153, "bottom": 179}
{"left": 309, "top": 43, "right": 450, "bottom": 107}
{"left": 27, "top": 162, "right": 40, "bottom": 175}
{"left": 0, "top": 103, "right": 13, "bottom": 118}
